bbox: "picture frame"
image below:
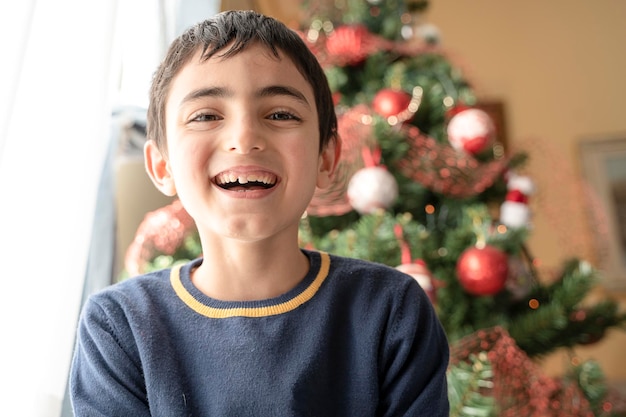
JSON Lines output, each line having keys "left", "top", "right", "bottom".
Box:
{"left": 475, "top": 100, "right": 508, "bottom": 150}
{"left": 579, "top": 136, "right": 626, "bottom": 291}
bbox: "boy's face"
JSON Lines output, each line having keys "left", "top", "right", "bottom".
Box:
{"left": 145, "top": 43, "right": 338, "bottom": 244}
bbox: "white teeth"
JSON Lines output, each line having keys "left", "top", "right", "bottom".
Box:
{"left": 216, "top": 172, "right": 276, "bottom": 185}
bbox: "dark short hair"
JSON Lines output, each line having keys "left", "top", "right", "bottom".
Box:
{"left": 147, "top": 10, "right": 338, "bottom": 154}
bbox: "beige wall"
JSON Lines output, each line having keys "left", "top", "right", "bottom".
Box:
{"left": 426, "top": 0, "right": 626, "bottom": 383}
{"left": 115, "top": 155, "right": 174, "bottom": 278}
{"left": 250, "top": 0, "right": 626, "bottom": 382}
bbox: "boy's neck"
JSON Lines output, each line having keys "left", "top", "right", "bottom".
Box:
{"left": 190, "top": 239, "right": 309, "bottom": 302}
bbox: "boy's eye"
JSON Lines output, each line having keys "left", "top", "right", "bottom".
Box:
{"left": 191, "top": 113, "right": 221, "bottom": 122}
{"left": 268, "top": 111, "right": 301, "bottom": 121}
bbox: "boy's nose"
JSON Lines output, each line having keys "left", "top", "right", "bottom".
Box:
{"left": 226, "top": 118, "right": 265, "bottom": 154}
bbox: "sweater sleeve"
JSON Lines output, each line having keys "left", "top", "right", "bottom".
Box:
{"left": 70, "top": 295, "right": 151, "bottom": 417}
{"left": 377, "top": 279, "right": 450, "bottom": 417}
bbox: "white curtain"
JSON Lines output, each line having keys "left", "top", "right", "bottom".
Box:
{"left": 0, "top": 1, "right": 118, "bottom": 416}
{"left": 0, "top": 1, "right": 219, "bottom": 416}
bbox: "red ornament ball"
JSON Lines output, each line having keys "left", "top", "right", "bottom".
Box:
{"left": 372, "top": 88, "right": 412, "bottom": 118}
{"left": 325, "top": 24, "right": 372, "bottom": 66}
{"left": 456, "top": 245, "right": 508, "bottom": 296}
{"left": 446, "top": 108, "right": 495, "bottom": 154}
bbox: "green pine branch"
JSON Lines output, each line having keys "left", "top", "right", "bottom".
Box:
{"left": 447, "top": 353, "right": 496, "bottom": 417}
{"left": 507, "top": 259, "right": 626, "bottom": 357}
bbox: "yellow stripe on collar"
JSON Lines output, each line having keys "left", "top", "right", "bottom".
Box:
{"left": 170, "top": 252, "right": 330, "bottom": 318}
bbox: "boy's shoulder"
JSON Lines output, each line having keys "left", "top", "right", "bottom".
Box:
{"left": 85, "top": 260, "right": 200, "bottom": 311}
{"left": 320, "top": 250, "right": 419, "bottom": 294}
{"left": 325, "top": 250, "right": 414, "bottom": 279}
{"left": 320, "top": 251, "right": 436, "bottom": 325}
{"left": 100, "top": 267, "right": 172, "bottom": 294}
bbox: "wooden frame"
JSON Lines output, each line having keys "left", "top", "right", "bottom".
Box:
{"left": 579, "top": 136, "right": 626, "bottom": 291}
{"left": 475, "top": 100, "right": 508, "bottom": 150}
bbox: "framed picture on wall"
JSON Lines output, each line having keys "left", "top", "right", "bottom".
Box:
{"left": 475, "top": 100, "right": 508, "bottom": 150}
{"left": 579, "top": 136, "right": 626, "bottom": 291}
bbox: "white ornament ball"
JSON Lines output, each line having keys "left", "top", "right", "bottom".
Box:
{"left": 506, "top": 173, "right": 536, "bottom": 195}
{"left": 396, "top": 262, "right": 433, "bottom": 292}
{"left": 500, "top": 172, "right": 535, "bottom": 229}
{"left": 396, "top": 261, "right": 436, "bottom": 303}
{"left": 415, "top": 23, "right": 441, "bottom": 45}
{"left": 500, "top": 201, "right": 531, "bottom": 229}
{"left": 447, "top": 108, "right": 495, "bottom": 154}
{"left": 347, "top": 166, "right": 398, "bottom": 214}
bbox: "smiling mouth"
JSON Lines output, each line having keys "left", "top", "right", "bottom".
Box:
{"left": 214, "top": 171, "right": 278, "bottom": 191}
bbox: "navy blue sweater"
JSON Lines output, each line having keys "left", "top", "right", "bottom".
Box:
{"left": 70, "top": 250, "right": 449, "bottom": 416}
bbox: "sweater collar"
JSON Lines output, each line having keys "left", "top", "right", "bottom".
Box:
{"left": 169, "top": 250, "right": 330, "bottom": 318}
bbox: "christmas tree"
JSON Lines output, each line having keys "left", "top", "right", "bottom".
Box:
{"left": 124, "top": 1, "right": 626, "bottom": 415}
{"left": 290, "top": 2, "right": 626, "bottom": 414}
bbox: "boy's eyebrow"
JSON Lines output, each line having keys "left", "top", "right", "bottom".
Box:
{"left": 256, "top": 85, "right": 311, "bottom": 108}
{"left": 181, "top": 87, "right": 232, "bottom": 105}
{"left": 179, "top": 85, "right": 311, "bottom": 108}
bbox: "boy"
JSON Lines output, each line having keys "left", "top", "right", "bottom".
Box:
{"left": 70, "top": 10, "right": 449, "bottom": 416}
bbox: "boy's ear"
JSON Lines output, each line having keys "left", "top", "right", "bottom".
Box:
{"left": 144, "top": 140, "right": 177, "bottom": 196}
{"left": 316, "top": 136, "right": 342, "bottom": 189}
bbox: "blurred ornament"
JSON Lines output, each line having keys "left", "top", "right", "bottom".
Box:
{"left": 393, "top": 223, "right": 437, "bottom": 302}
{"left": 506, "top": 254, "right": 535, "bottom": 300}
{"left": 400, "top": 24, "right": 413, "bottom": 41}
{"left": 500, "top": 172, "right": 536, "bottom": 229}
{"left": 308, "top": 17, "right": 440, "bottom": 69}
{"left": 347, "top": 165, "right": 398, "bottom": 214}
{"left": 447, "top": 107, "right": 495, "bottom": 154}
{"left": 457, "top": 245, "right": 509, "bottom": 296}
{"left": 295, "top": 28, "right": 323, "bottom": 58}
{"left": 396, "top": 260, "right": 436, "bottom": 303}
{"left": 372, "top": 88, "right": 412, "bottom": 118}
{"left": 307, "top": 105, "right": 377, "bottom": 216}
{"left": 325, "top": 24, "right": 377, "bottom": 66}
{"left": 506, "top": 171, "right": 535, "bottom": 194}
{"left": 347, "top": 146, "right": 398, "bottom": 214}
{"left": 414, "top": 22, "right": 441, "bottom": 45}
{"left": 499, "top": 190, "right": 529, "bottom": 228}
{"left": 398, "top": 125, "right": 509, "bottom": 198}
{"left": 124, "top": 199, "right": 196, "bottom": 276}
